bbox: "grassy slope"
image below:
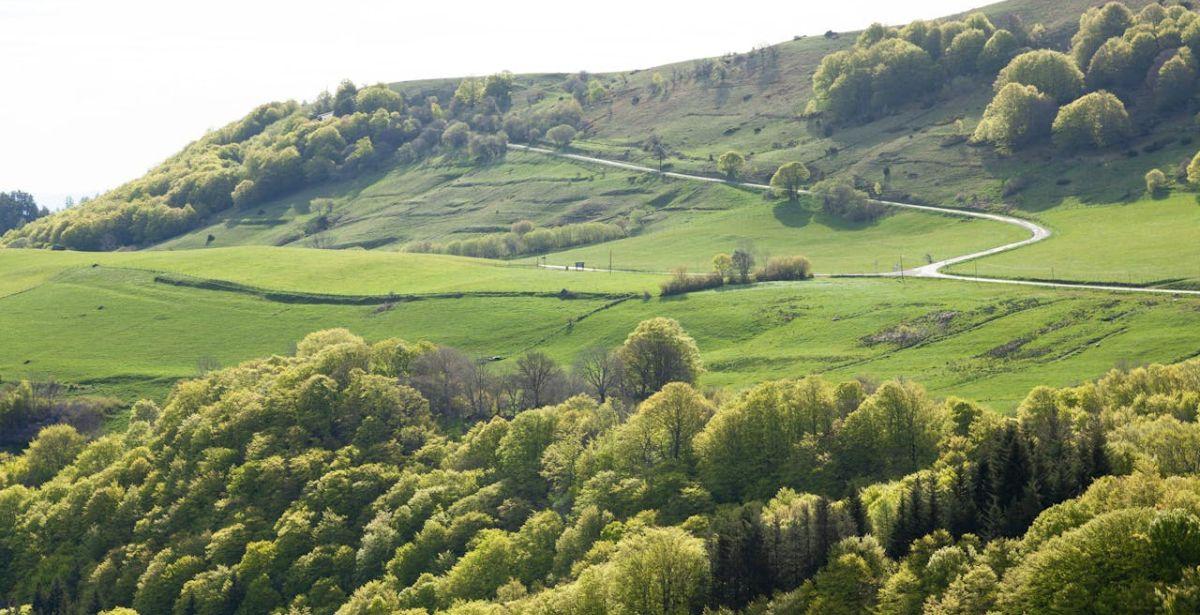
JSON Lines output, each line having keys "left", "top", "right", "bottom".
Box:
{"left": 0, "top": 247, "right": 663, "bottom": 297}
{"left": 150, "top": 149, "right": 1023, "bottom": 276}
{"left": 948, "top": 192, "right": 1200, "bottom": 287}
{"left": 543, "top": 192, "right": 1026, "bottom": 273}
{"left": 4, "top": 260, "right": 1200, "bottom": 410}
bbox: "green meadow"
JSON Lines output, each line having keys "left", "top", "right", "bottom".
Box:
{"left": 4, "top": 252, "right": 1199, "bottom": 411}
{"left": 949, "top": 193, "right": 1200, "bottom": 287}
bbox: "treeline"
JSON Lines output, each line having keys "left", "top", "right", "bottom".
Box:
{"left": 406, "top": 219, "right": 626, "bottom": 259}
{"left": 7, "top": 323, "right": 1200, "bottom": 613}
{"left": 1, "top": 72, "right": 584, "bottom": 251}
{"left": 661, "top": 251, "right": 813, "bottom": 296}
{"left": 975, "top": 2, "right": 1200, "bottom": 153}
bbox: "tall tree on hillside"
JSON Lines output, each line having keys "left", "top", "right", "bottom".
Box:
{"left": 333, "top": 79, "right": 358, "bottom": 116}
{"left": 644, "top": 134, "right": 669, "bottom": 170}
{"left": 0, "top": 191, "right": 47, "bottom": 234}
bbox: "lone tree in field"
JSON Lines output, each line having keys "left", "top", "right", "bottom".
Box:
{"left": 712, "top": 253, "right": 735, "bottom": 281}
{"left": 1145, "top": 169, "right": 1168, "bottom": 196}
{"left": 644, "top": 134, "right": 669, "bottom": 170}
{"left": 618, "top": 318, "right": 703, "bottom": 400}
{"left": 717, "top": 151, "right": 746, "bottom": 180}
{"left": 770, "top": 162, "right": 811, "bottom": 200}
{"left": 731, "top": 249, "right": 755, "bottom": 283}
{"left": 546, "top": 124, "right": 577, "bottom": 149}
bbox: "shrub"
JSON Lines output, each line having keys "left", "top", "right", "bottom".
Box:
{"left": 756, "top": 256, "right": 814, "bottom": 281}
{"left": 994, "top": 50, "right": 1084, "bottom": 104}
{"left": 973, "top": 83, "right": 1056, "bottom": 152}
{"left": 1145, "top": 169, "right": 1169, "bottom": 195}
{"left": 660, "top": 269, "right": 725, "bottom": 296}
{"left": 1052, "top": 91, "right": 1132, "bottom": 150}
{"left": 813, "top": 179, "right": 886, "bottom": 222}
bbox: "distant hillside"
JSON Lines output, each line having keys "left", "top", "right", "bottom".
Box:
{"left": 3, "top": 0, "right": 1182, "bottom": 254}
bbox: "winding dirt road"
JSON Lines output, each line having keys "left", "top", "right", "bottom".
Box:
{"left": 510, "top": 143, "right": 1200, "bottom": 297}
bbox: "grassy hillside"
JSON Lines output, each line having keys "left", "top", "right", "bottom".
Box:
{"left": 948, "top": 192, "right": 1200, "bottom": 287}
{"left": 4, "top": 254, "right": 1199, "bottom": 409}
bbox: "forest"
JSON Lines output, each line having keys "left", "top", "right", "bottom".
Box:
{"left": 2, "top": 320, "right": 1200, "bottom": 614}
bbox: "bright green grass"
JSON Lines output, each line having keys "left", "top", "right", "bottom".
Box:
{"left": 543, "top": 195, "right": 1027, "bottom": 274}
{"left": 946, "top": 193, "right": 1200, "bottom": 287}
{"left": 0, "top": 267, "right": 612, "bottom": 400}
{"left": 5, "top": 261, "right": 1200, "bottom": 411}
{"left": 0, "top": 247, "right": 663, "bottom": 297}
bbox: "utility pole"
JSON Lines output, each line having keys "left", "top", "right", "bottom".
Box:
{"left": 609, "top": 249, "right": 613, "bottom": 273}
{"left": 899, "top": 255, "right": 904, "bottom": 282}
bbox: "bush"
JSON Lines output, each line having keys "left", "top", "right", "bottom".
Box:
{"left": 813, "top": 179, "right": 886, "bottom": 222}
{"left": 1146, "top": 169, "right": 1169, "bottom": 195}
{"left": 1052, "top": 91, "right": 1132, "bottom": 150}
{"left": 996, "top": 50, "right": 1084, "bottom": 104}
{"left": 756, "top": 256, "right": 814, "bottom": 281}
{"left": 660, "top": 269, "right": 725, "bottom": 296}
{"left": 407, "top": 221, "right": 625, "bottom": 259}
{"left": 973, "top": 83, "right": 1056, "bottom": 152}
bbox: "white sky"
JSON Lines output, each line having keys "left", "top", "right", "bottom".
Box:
{"left": 0, "top": 0, "right": 986, "bottom": 209}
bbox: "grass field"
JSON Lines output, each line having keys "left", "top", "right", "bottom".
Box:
{"left": 0, "top": 247, "right": 664, "bottom": 298}
{"left": 5, "top": 251, "right": 1200, "bottom": 411}
{"left": 544, "top": 193, "right": 1026, "bottom": 273}
{"left": 947, "top": 193, "right": 1200, "bottom": 287}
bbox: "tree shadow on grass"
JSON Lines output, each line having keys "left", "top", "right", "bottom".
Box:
{"left": 772, "top": 200, "right": 814, "bottom": 228}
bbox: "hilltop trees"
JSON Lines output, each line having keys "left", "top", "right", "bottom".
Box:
{"left": 3, "top": 72, "right": 518, "bottom": 251}
{"left": 0, "top": 191, "right": 46, "bottom": 234}
{"left": 770, "top": 162, "right": 811, "bottom": 199}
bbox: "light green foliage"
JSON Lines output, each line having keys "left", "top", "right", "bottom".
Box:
{"left": 716, "top": 151, "right": 746, "bottom": 179}
{"left": 995, "top": 50, "right": 1085, "bottom": 104}
{"left": 769, "top": 161, "right": 810, "bottom": 199}
{"left": 1146, "top": 168, "right": 1169, "bottom": 195}
{"left": 1071, "top": 2, "right": 1135, "bottom": 69}
{"left": 546, "top": 124, "right": 577, "bottom": 149}
{"left": 607, "top": 527, "right": 709, "bottom": 615}
{"left": 1051, "top": 91, "right": 1132, "bottom": 150}
{"left": 617, "top": 318, "right": 703, "bottom": 400}
{"left": 973, "top": 83, "right": 1056, "bottom": 152}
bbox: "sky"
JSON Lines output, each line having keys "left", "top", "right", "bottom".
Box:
{"left": 0, "top": 0, "right": 987, "bottom": 209}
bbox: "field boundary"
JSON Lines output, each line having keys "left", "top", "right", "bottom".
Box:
{"left": 153, "top": 273, "right": 636, "bottom": 305}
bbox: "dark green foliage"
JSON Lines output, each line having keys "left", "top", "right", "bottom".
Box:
{"left": 0, "top": 191, "right": 47, "bottom": 235}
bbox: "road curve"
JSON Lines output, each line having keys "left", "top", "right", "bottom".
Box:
{"left": 509, "top": 143, "right": 1200, "bottom": 297}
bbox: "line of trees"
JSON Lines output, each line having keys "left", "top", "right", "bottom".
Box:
{"left": 406, "top": 219, "right": 626, "bottom": 260}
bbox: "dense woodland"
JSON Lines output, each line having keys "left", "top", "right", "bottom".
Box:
{"left": 2, "top": 319, "right": 1200, "bottom": 614}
